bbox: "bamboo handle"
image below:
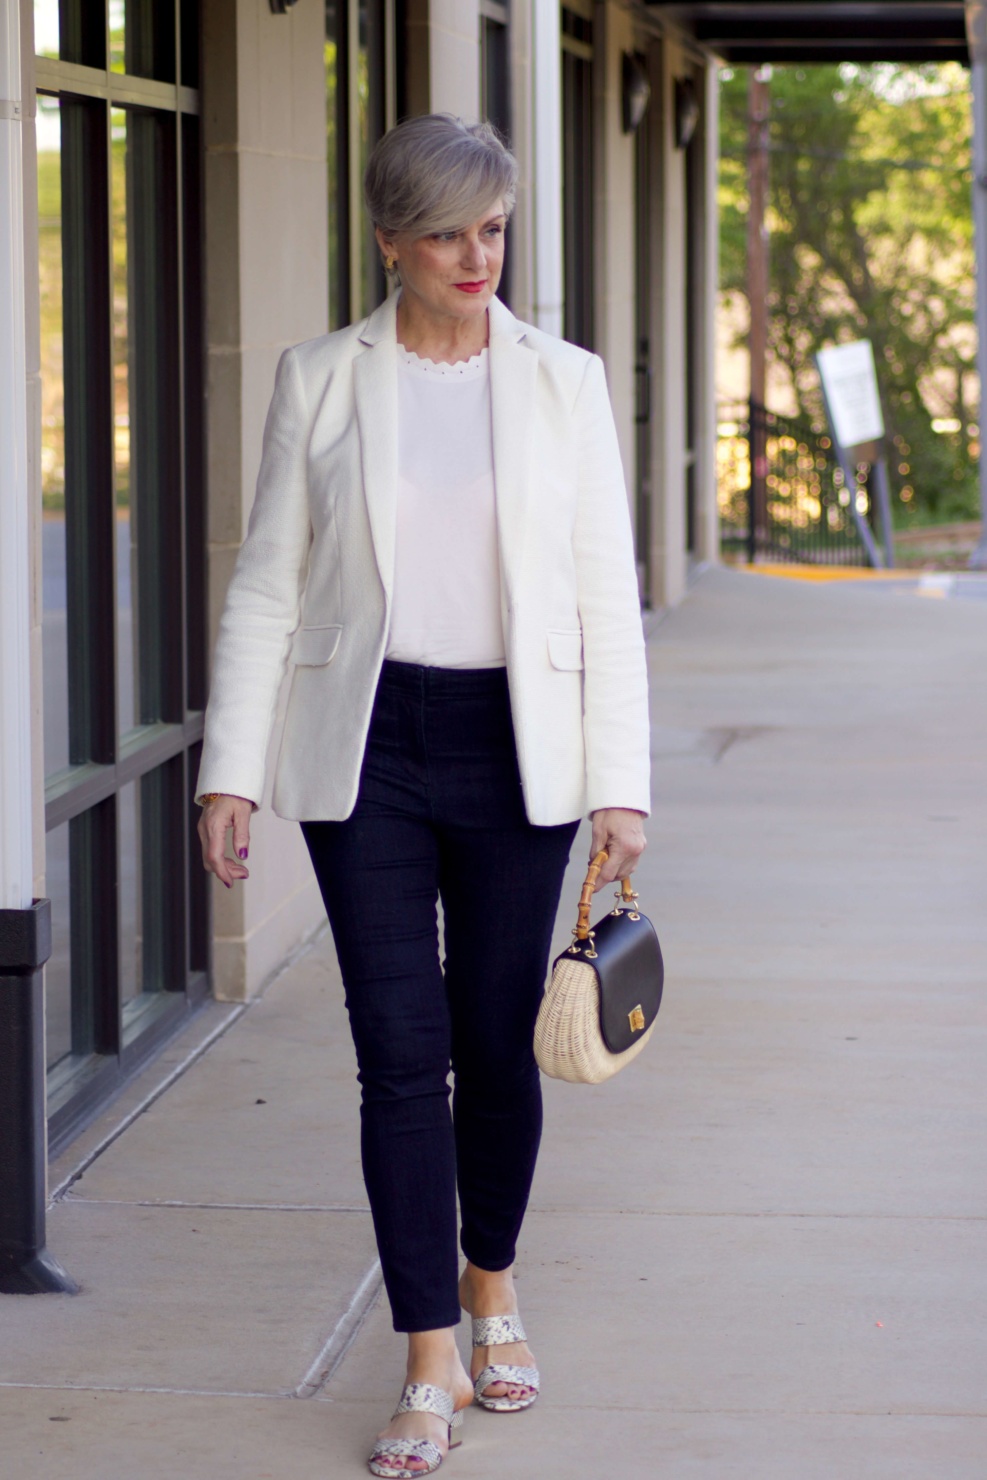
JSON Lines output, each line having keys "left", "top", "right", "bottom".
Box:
{"left": 574, "top": 851, "right": 637, "bottom": 939}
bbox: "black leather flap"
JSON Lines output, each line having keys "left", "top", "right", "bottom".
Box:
{"left": 554, "top": 908, "right": 663, "bottom": 1055}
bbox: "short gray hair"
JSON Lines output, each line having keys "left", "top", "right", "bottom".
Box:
{"left": 364, "top": 114, "right": 518, "bottom": 243}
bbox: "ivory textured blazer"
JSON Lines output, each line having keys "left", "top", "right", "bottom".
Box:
{"left": 195, "top": 293, "right": 651, "bottom": 825}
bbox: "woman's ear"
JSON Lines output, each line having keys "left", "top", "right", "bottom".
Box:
{"left": 374, "top": 225, "right": 396, "bottom": 265}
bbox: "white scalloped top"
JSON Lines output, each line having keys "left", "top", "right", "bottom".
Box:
{"left": 387, "top": 339, "right": 503, "bottom": 669}
{"left": 398, "top": 345, "right": 489, "bottom": 380}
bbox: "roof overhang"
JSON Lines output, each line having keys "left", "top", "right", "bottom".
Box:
{"left": 645, "top": 3, "right": 970, "bottom": 64}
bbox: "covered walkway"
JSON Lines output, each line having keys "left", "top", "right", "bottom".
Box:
{"left": 2, "top": 568, "right": 984, "bottom": 1476}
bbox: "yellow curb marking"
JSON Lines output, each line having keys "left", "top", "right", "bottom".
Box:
{"left": 740, "top": 565, "right": 913, "bottom": 583}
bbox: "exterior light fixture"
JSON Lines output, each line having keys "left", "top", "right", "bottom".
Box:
{"left": 622, "top": 52, "right": 651, "bottom": 134}
{"left": 674, "top": 76, "right": 700, "bottom": 149}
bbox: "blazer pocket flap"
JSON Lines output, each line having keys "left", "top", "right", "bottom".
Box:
{"left": 292, "top": 624, "right": 343, "bottom": 666}
{"left": 547, "top": 628, "right": 584, "bottom": 671}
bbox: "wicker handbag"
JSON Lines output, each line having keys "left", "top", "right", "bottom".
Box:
{"left": 534, "top": 850, "right": 664, "bottom": 1084}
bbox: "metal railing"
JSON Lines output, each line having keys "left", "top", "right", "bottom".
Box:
{"left": 718, "top": 400, "right": 870, "bottom": 566}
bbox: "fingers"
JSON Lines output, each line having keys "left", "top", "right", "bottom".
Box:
{"left": 198, "top": 796, "right": 252, "bottom": 889}
{"left": 589, "top": 808, "right": 647, "bottom": 890}
{"left": 231, "top": 801, "right": 252, "bottom": 864}
{"left": 589, "top": 816, "right": 609, "bottom": 862}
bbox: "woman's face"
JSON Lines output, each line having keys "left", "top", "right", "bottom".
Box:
{"left": 380, "top": 200, "right": 507, "bottom": 324}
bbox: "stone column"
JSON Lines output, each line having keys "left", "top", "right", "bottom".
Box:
{"left": 201, "top": 0, "right": 329, "bottom": 999}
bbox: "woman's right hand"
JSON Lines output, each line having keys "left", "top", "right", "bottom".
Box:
{"left": 197, "top": 795, "right": 254, "bottom": 888}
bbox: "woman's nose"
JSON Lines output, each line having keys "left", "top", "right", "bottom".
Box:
{"left": 461, "top": 236, "right": 486, "bottom": 270}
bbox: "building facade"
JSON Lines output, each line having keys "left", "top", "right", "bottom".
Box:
{"left": 4, "top": 0, "right": 720, "bottom": 1153}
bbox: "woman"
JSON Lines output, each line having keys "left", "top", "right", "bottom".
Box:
{"left": 196, "top": 115, "right": 649, "bottom": 1478}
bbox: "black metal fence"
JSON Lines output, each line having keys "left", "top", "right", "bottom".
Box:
{"left": 718, "top": 400, "right": 870, "bottom": 566}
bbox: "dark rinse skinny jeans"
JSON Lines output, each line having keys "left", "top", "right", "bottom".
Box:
{"left": 302, "top": 660, "right": 578, "bottom": 1333}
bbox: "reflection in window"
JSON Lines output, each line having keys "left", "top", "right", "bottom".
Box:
{"left": 562, "top": 19, "right": 595, "bottom": 350}
{"left": 119, "top": 763, "right": 180, "bottom": 1015}
{"left": 109, "top": 0, "right": 125, "bottom": 71}
{"left": 35, "top": 1, "right": 205, "bottom": 1141}
{"left": 111, "top": 106, "right": 183, "bottom": 735}
{"left": 34, "top": 0, "right": 59, "bottom": 58}
{"left": 111, "top": 108, "right": 138, "bottom": 735}
{"left": 118, "top": 781, "right": 144, "bottom": 1004}
{"left": 110, "top": 0, "right": 177, "bottom": 81}
{"left": 44, "top": 822, "right": 72, "bottom": 1070}
{"left": 325, "top": 0, "right": 389, "bottom": 327}
{"left": 181, "top": 0, "right": 199, "bottom": 86}
{"left": 480, "top": 12, "right": 511, "bottom": 307}
{"left": 35, "top": 0, "right": 105, "bottom": 66}
{"left": 326, "top": 1, "right": 342, "bottom": 329}
{"left": 37, "top": 95, "right": 71, "bottom": 777}
{"left": 358, "top": 1, "right": 372, "bottom": 319}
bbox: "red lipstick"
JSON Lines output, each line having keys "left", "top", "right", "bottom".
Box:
{"left": 454, "top": 282, "right": 487, "bottom": 294}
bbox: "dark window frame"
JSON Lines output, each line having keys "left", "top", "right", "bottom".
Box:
{"left": 34, "top": 0, "right": 208, "bottom": 1155}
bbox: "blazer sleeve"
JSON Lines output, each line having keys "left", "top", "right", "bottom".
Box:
{"left": 194, "top": 348, "right": 314, "bottom": 807}
{"left": 571, "top": 354, "right": 651, "bottom": 817}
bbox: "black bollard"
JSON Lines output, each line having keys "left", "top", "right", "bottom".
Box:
{"left": 0, "top": 899, "right": 78, "bottom": 1293}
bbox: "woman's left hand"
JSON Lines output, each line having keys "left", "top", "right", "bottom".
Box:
{"left": 589, "top": 808, "right": 647, "bottom": 890}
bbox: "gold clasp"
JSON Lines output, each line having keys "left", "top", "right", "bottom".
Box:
{"left": 628, "top": 1005, "right": 646, "bottom": 1033}
{"left": 568, "top": 927, "right": 598, "bottom": 959}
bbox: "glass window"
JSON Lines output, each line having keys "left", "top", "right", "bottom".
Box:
{"left": 109, "top": 0, "right": 125, "bottom": 70}
{"left": 683, "top": 72, "right": 703, "bottom": 554}
{"left": 118, "top": 780, "right": 144, "bottom": 1005}
{"left": 326, "top": 0, "right": 347, "bottom": 330}
{"left": 46, "top": 802, "right": 117, "bottom": 1087}
{"left": 59, "top": 95, "right": 116, "bottom": 770}
{"left": 182, "top": 114, "right": 206, "bottom": 712}
{"left": 36, "top": 1, "right": 207, "bottom": 1149}
{"left": 562, "top": 11, "right": 595, "bottom": 349}
{"left": 34, "top": 0, "right": 59, "bottom": 60}
{"left": 110, "top": 0, "right": 177, "bottom": 82}
{"left": 326, "top": 0, "right": 394, "bottom": 328}
{"left": 111, "top": 105, "right": 183, "bottom": 736}
{"left": 480, "top": 11, "right": 511, "bottom": 307}
{"left": 120, "top": 756, "right": 189, "bottom": 1029}
{"left": 180, "top": 0, "right": 199, "bottom": 86}
{"left": 111, "top": 108, "right": 136, "bottom": 735}
{"left": 44, "top": 822, "right": 72, "bottom": 1070}
{"left": 481, "top": 17, "right": 509, "bottom": 139}
{"left": 634, "top": 82, "right": 653, "bottom": 601}
{"left": 35, "top": 0, "right": 105, "bottom": 67}
{"left": 37, "top": 96, "right": 70, "bottom": 777}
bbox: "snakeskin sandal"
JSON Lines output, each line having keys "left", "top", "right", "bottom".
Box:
{"left": 471, "top": 1314, "right": 541, "bottom": 1413}
{"left": 367, "top": 1382, "right": 464, "bottom": 1479}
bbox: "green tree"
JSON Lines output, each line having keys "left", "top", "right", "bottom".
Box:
{"left": 719, "top": 63, "right": 978, "bottom": 522}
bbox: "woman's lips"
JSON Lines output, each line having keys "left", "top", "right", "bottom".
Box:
{"left": 454, "top": 282, "right": 487, "bottom": 294}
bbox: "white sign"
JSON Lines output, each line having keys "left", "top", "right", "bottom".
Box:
{"left": 816, "top": 340, "right": 885, "bottom": 448}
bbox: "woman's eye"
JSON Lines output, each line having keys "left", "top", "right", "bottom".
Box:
{"left": 485, "top": 225, "right": 504, "bottom": 237}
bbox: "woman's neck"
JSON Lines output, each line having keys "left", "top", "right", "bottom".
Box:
{"left": 396, "top": 292, "right": 489, "bottom": 365}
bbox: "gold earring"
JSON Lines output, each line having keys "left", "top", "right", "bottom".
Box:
{"left": 385, "top": 255, "right": 396, "bottom": 272}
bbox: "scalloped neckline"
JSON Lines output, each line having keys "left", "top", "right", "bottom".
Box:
{"left": 398, "top": 345, "right": 489, "bottom": 378}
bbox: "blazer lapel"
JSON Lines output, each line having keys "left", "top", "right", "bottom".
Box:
{"left": 353, "top": 296, "right": 400, "bottom": 605}
{"left": 489, "top": 298, "right": 537, "bottom": 609}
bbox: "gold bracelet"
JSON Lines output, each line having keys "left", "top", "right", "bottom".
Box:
{"left": 197, "top": 793, "right": 222, "bottom": 806}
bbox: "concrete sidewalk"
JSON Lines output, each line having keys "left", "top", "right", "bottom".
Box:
{"left": 3, "top": 567, "right": 985, "bottom": 1477}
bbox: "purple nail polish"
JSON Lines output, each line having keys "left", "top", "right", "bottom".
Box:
{"left": 238, "top": 847, "right": 248, "bottom": 860}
